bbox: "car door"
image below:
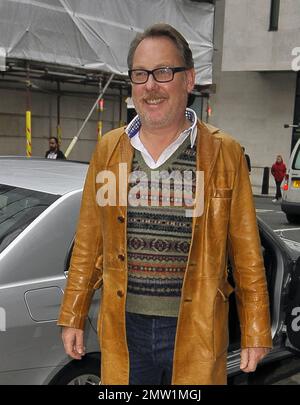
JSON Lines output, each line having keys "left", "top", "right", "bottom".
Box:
{"left": 285, "top": 255, "right": 300, "bottom": 353}
{"left": 227, "top": 219, "right": 296, "bottom": 377}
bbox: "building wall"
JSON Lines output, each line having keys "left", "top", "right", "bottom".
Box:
{"left": 210, "top": 0, "right": 297, "bottom": 194}
{"left": 0, "top": 0, "right": 298, "bottom": 197}
{"left": 0, "top": 83, "right": 127, "bottom": 162}
{"left": 222, "top": 0, "right": 300, "bottom": 71}
{"left": 211, "top": 70, "right": 296, "bottom": 167}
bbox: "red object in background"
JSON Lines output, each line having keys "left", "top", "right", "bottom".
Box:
{"left": 98, "top": 98, "right": 104, "bottom": 111}
{"left": 283, "top": 174, "right": 289, "bottom": 190}
{"left": 207, "top": 105, "right": 212, "bottom": 117}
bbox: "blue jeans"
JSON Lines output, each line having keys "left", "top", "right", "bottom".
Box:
{"left": 125, "top": 312, "right": 178, "bottom": 385}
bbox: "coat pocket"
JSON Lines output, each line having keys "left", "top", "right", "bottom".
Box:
{"left": 208, "top": 195, "right": 232, "bottom": 243}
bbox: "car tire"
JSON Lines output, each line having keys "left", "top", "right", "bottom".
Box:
{"left": 286, "top": 214, "right": 300, "bottom": 224}
{"left": 50, "top": 355, "right": 101, "bottom": 385}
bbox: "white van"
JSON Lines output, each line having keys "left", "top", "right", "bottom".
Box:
{"left": 281, "top": 138, "right": 300, "bottom": 223}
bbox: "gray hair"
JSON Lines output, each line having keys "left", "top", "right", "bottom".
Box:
{"left": 127, "top": 23, "right": 194, "bottom": 69}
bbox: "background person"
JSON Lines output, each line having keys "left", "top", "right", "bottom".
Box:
{"left": 242, "top": 146, "right": 251, "bottom": 173}
{"left": 45, "top": 137, "right": 66, "bottom": 159}
{"left": 271, "top": 155, "right": 286, "bottom": 202}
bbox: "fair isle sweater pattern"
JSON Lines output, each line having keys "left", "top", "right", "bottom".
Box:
{"left": 126, "top": 135, "right": 197, "bottom": 317}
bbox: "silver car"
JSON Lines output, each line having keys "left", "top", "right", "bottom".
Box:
{"left": 0, "top": 157, "right": 101, "bottom": 385}
{"left": 0, "top": 156, "right": 300, "bottom": 385}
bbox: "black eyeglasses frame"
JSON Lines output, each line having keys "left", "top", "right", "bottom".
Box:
{"left": 128, "top": 66, "right": 187, "bottom": 84}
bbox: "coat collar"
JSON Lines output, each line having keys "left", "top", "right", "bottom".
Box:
{"left": 118, "top": 120, "right": 221, "bottom": 194}
{"left": 196, "top": 121, "right": 221, "bottom": 193}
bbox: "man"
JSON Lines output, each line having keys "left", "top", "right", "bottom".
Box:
{"left": 58, "top": 23, "right": 272, "bottom": 385}
{"left": 45, "top": 137, "right": 66, "bottom": 159}
{"left": 242, "top": 146, "right": 251, "bottom": 173}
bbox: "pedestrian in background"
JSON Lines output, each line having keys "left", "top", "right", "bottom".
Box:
{"left": 45, "top": 137, "right": 66, "bottom": 160}
{"left": 242, "top": 147, "right": 251, "bottom": 173}
{"left": 271, "top": 155, "right": 286, "bottom": 202}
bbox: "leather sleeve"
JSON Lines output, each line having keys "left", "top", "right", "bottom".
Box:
{"left": 229, "top": 146, "right": 272, "bottom": 348}
{"left": 57, "top": 145, "right": 103, "bottom": 330}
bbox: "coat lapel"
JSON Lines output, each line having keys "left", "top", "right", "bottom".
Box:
{"left": 196, "top": 121, "right": 222, "bottom": 195}
{"left": 118, "top": 132, "right": 134, "bottom": 217}
{"left": 119, "top": 132, "right": 134, "bottom": 172}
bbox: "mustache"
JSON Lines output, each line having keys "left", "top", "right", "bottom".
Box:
{"left": 143, "top": 94, "right": 168, "bottom": 100}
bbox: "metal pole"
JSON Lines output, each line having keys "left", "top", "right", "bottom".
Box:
{"left": 119, "top": 87, "right": 123, "bottom": 127}
{"left": 97, "top": 98, "right": 104, "bottom": 141}
{"left": 97, "top": 79, "right": 103, "bottom": 141}
{"left": 206, "top": 96, "right": 210, "bottom": 123}
{"left": 26, "top": 64, "right": 32, "bottom": 158}
{"left": 65, "top": 73, "right": 114, "bottom": 158}
{"left": 57, "top": 81, "right": 62, "bottom": 145}
{"left": 261, "top": 167, "right": 270, "bottom": 195}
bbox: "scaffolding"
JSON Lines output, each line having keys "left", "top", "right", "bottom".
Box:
{"left": 0, "top": 0, "right": 215, "bottom": 157}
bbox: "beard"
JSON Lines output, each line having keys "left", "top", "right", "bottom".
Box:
{"left": 133, "top": 90, "right": 188, "bottom": 130}
{"left": 134, "top": 94, "right": 171, "bottom": 128}
{"left": 137, "top": 110, "right": 173, "bottom": 128}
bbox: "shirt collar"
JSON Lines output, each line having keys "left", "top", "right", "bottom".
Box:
{"left": 125, "top": 108, "right": 198, "bottom": 147}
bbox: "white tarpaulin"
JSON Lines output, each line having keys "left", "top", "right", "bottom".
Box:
{"left": 0, "top": 0, "right": 214, "bottom": 84}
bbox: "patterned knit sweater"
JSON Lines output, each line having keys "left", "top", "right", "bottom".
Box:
{"left": 126, "top": 135, "right": 197, "bottom": 317}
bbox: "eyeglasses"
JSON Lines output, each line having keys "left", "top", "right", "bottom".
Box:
{"left": 128, "top": 66, "right": 187, "bottom": 84}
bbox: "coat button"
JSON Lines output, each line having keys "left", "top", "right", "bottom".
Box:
{"left": 118, "top": 254, "right": 125, "bottom": 261}
{"left": 117, "top": 290, "right": 124, "bottom": 298}
{"left": 117, "top": 216, "right": 125, "bottom": 223}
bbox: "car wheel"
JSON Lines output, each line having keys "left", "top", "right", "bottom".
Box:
{"left": 286, "top": 214, "right": 300, "bottom": 224}
{"left": 50, "top": 356, "right": 101, "bottom": 385}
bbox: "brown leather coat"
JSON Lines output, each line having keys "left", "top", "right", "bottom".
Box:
{"left": 58, "top": 121, "right": 272, "bottom": 385}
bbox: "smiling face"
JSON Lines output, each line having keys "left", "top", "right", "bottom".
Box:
{"left": 131, "top": 36, "right": 195, "bottom": 131}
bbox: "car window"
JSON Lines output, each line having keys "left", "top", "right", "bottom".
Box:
{"left": 64, "top": 239, "right": 74, "bottom": 274}
{"left": 292, "top": 144, "right": 300, "bottom": 169}
{"left": 0, "top": 184, "right": 59, "bottom": 253}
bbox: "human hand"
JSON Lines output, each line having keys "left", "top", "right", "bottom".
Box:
{"left": 61, "top": 327, "right": 85, "bottom": 360}
{"left": 240, "top": 347, "right": 270, "bottom": 372}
